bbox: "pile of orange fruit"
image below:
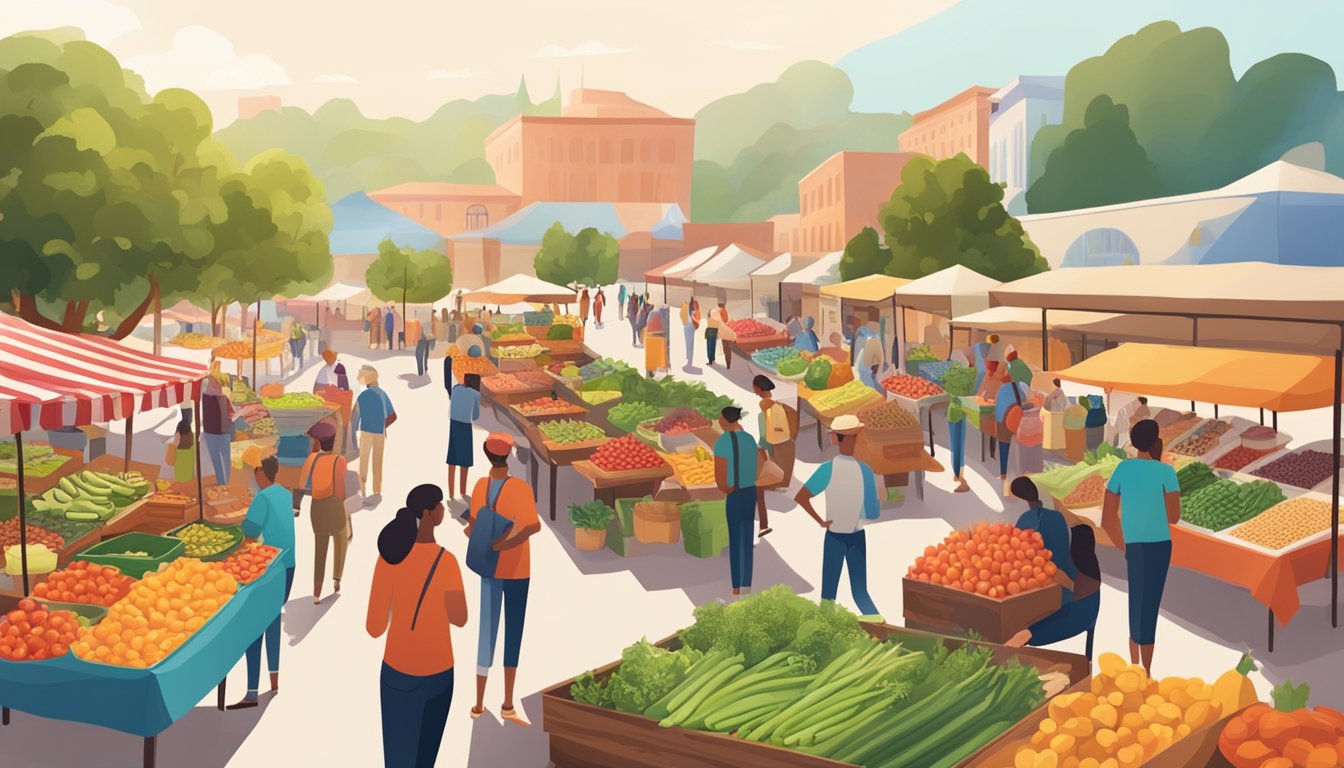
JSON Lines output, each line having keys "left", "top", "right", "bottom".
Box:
{"left": 907, "top": 521, "right": 1057, "bottom": 599}
{"left": 0, "top": 599, "right": 80, "bottom": 661}
{"left": 33, "top": 562, "right": 135, "bottom": 607}
{"left": 73, "top": 558, "right": 237, "bottom": 668}
{"left": 218, "top": 544, "right": 279, "bottom": 585}
{"left": 447, "top": 347, "right": 492, "bottom": 376}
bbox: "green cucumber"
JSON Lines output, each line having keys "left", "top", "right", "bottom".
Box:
{"left": 59, "top": 477, "right": 79, "bottom": 497}
{"left": 65, "top": 510, "right": 101, "bottom": 522}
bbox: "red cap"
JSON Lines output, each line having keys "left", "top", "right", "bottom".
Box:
{"left": 484, "top": 432, "right": 514, "bottom": 455}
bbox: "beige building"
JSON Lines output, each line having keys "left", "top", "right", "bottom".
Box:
{"left": 368, "top": 183, "right": 522, "bottom": 237}
{"left": 484, "top": 89, "right": 695, "bottom": 212}
{"left": 796, "top": 151, "right": 918, "bottom": 254}
{"left": 898, "top": 85, "right": 997, "bottom": 166}
{"left": 768, "top": 213, "right": 800, "bottom": 253}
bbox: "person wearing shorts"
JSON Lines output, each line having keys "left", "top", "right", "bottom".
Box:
{"left": 1102, "top": 419, "right": 1180, "bottom": 673}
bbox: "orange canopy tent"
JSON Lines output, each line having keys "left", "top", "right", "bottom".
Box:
{"left": 1056, "top": 343, "right": 1344, "bottom": 412}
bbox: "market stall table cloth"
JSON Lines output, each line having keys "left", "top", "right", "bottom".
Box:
{"left": 0, "top": 561, "right": 285, "bottom": 737}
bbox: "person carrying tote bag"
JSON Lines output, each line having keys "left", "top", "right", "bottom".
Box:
{"left": 302, "top": 423, "right": 351, "bottom": 603}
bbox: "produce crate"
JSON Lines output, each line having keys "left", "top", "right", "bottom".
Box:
{"left": 268, "top": 405, "right": 336, "bottom": 437}
{"left": 73, "top": 532, "right": 184, "bottom": 578}
{"left": 541, "top": 624, "right": 1091, "bottom": 768}
{"left": 38, "top": 600, "right": 109, "bottom": 626}
{"left": 902, "top": 577, "right": 1063, "bottom": 644}
{"left": 165, "top": 519, "right": 245, "bottom": 562}
{"left": 99, "top": 498, "right": 191, "bottom": 538}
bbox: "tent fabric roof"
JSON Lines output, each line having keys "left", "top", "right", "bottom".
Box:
{"left": 646, "top": 246, "right": 719, "bottom": 282}
{"left": 462, "top": 275, "right": 576, "bottom": 305}
{"left": 296, "top": 281, "right": 370, "bottom": 302}
{"left": 894, "top": 265, "right": 1001, "bottom": 317}
{"left": 0, "top": 313, "right": 208, "bottom": 435}
{"left": 750, "top": 252, "right": 798, "bottom": 279}
{"left": 329, "top": 193, "right": 444, "bottom": 255}
{"left": 782, "top": 251, "right": 843, "bottom": 286}
{"left": 991, "top": 262, "right": 1344, "bottom": 325}
{"left": 819, "top": 274, "right": 912, "bottom": 302}
{"left": 1057, "top": 343, "right": 1342, "bottom": 412}
{"left": 684, "top": 245, "right": 768, "bottom": 291}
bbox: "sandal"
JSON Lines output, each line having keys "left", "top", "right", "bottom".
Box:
{"left": 469, "top": 706, "right": 486, "bottom": 720}
{"left": 758, "top": 527, "right": 773, "bottom": 537}
{"left": 500, "top": 706, "right": 531, "bottom": 727}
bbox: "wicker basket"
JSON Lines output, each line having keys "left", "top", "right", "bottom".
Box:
{"left": 633, "top": 501, "right": 681, "bottom": 544}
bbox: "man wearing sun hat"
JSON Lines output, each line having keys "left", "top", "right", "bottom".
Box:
{"left": 466, "top": 431, "right": 540, "bottom": 727}
{"left": 795, "top": 414, "right": 883, "bottom": 620}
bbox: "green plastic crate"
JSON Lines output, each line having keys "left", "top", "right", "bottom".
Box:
{"left": 74, "top": 533, "right": 185, "bottom": 578}
{"left": 680, "top": 500, "right": 727, "bottom": 536}
{"left": 614, "top": 496, "right": 650, "bottom": 536}
{"left": 683, "top": 529, "right": 728, "bottom": 558}
{"left": 38, "top": 600, "right": 109, "bottom": 626}
{"left": 165, "top": 520, "right": 245, "bottom": 562}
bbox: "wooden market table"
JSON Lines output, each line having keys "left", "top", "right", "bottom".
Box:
{"left": 571, "top": 460, "right": 673, "bottom": 510}
{"left": 855, "top": 436, "right": 944, "bottom": 502}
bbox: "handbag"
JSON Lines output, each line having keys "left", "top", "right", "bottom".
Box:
{"left": 1003, "top": 381, "right": 1026, "bottom": 435}
{"left": 466, "top": 479, "right": 516, "bottom": 577}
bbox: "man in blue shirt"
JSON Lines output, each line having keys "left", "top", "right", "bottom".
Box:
{"left": 228, "top": 456, "right": 295, "bottom": 709}
{"left": 795, "top": 414, "right": 882, "bottom": 619}
{"left": 1103, "top": 419, "right": 1181, "bottom": 673}
{"left": 355, "top": 365, "right": 395, "bottom": 500}
{"left": 713, "top": 406, "right": 759, "bottom": 596}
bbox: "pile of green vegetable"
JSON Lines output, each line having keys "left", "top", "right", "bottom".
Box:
{"left": 1182, "top": 478, "right": 1285, "bottom": 531}
{"left": 523, "top": 309, "right": 555, "bottom": 326}
{"left": 569, "top": 587, "right": 1046, "bottom": 767}
{"left": 1176, "top": 461, "right": 1218, "bottom": 496}
{"left": 546, "top": 324, "right": 574, "bottom": 340}
{"left": 538, "top": 419, "right": 606, "bottom": 445}
{"left": 262, "top": 392, "right": 327, "bottom": 410}
{"left": 1031, "top": 455, "right": 1121, "bottom": 501}
{"left": 1083, "top": 443, "right": 1125, "bottom": 465}
{"left": 937, "top": 362, "right": 977, "bottom": 397}
{"left": 567, "top": 500, "right": 615, "bottom": 531}
{"left": 609, "top": 401, "right": 662, "bottom": 431}
{"left": 906, "top": 344, "right": 938, "bottom": 362}
{"left": 618, "top": 376, "right": 737, "bottom": 420}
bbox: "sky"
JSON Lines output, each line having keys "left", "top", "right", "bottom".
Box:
{"left": 2, "top": 0, "right": 1342, "bottom": 126}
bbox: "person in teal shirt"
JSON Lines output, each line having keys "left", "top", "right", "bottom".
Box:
{"left": 228, "top": 456, "right": 296, "bottom": 709}
{"left": 1102, "top": 419, "right": 1181, "bottom": 674}
{"left": 714, "top": 406, "right": 759, "bottom": 596}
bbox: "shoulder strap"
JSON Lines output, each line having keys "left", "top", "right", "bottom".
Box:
{"left": 486, "top": 476, "right": 511, "bottom": 509}
{"left": 729, "top": 431, "right": 741, "bottom": 490}
{"left": 410, "top": 548, "right": 445, "bottom": 631}
{"left": 303, "top": 454, "right": 322, "bottom": 491}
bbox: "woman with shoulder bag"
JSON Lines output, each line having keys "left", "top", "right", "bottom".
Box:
{"left": 367, "top": 484, "right": 467, "bottom": 768}
{"left": 994, "top": 368, "right": 1028, "bottom": 482}
{"left": 301, "top": 422, "right": 352, "bottom": 603}
{"left": 164, "top": 421, "right": 197, "bottom": 483}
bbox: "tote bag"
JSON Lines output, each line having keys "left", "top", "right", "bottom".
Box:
{"left": 466, "top": 479, "right": 515, "bottom": 577}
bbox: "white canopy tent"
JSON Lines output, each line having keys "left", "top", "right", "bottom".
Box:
{"left": 748, "top": 252, "right": 801, "bottom": 319}
{"left": 684, "top": 244, "right": 767, "bottom": 292}
{"left": 893, "top": 265, "right": 1000, "bottom": 319}
{"left": 463, "top": 274, "right": 577, "bottom": 305}
{"left": 780, "top": 252, "right": 843, "bottom": 340}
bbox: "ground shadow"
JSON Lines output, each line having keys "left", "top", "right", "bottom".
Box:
{"left": 465, "top": 691, "right": 550, "bottom": 767}
{"left": 283, "top": 592, "right": 340, "bottom": 647}
{"left": 397, "top": 372, "right": 433, "bottom": 390}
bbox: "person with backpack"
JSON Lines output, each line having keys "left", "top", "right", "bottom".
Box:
{"left": 355, "top": 365, "right": 396, "bottom": 502}
{"left": 300, "top": 422, "right": 351, "bottom": 603}
{"left": 367, "top": 484, "right": 467, "bottom": 768}
{"left": 465, "top": 433, "right": 539, "bottom": 726}
{"left": 795, "top": 414, "right": 882, "bottom": 619}
{"left": 714, "top": 406, "right": 758, "bottom": 596}
{"left": 754, "top": 375, "right": 797, "bottom": 537}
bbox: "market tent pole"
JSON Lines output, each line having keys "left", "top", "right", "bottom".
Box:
{"left": 1333, "top": 343, "right": 1342, "bottom": 628}
{"left": 195, "top": 398, "right": 204, "bottom": 521}
{"left": 252, "top": 300, "right": 259, "bottom": 386}
{"left": 16, "top": 432, "right": 29, "bottom": 596}
{"left": 946, "top": 323, "right": 955, "bottom": 360}
{"left": 124, "top": 411, "right": 133, "bottom": 474}
{"left": 1041, "top": 309, "right": 1049, "bottom": 371}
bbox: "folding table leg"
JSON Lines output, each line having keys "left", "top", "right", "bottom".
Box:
{"left": 530, "top": 456, "right": 539, "bottom": 502}
{"left": 926, "top": 411, "right": 936, "bottom": 458}
{"left": 549, "top": 464, "right": 558, "bottom": 521}
{"left": 2, "top": 706, "right": 9, "bottom": 725}
{"left": 816, "top": 419, "right": 823, "bottom": 451}
{"left": 217, "top": 678, "right": 226, "bottom": 710}
{"left": 1268, "top": 609, "right": 1275, "bottom": 653}
{"left": 145, "top": 736, "right": 157, "bottom": 768}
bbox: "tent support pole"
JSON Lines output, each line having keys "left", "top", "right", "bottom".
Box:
{"left": 947, "top": 324, "right": 955, "bottom": 361}
{"left": 1332, "top": 344, "right": 1341, "bottom": 628}
{"left": 16, "top": 433, "right": 29, "bottom": 596}
{"left": 252, "top": 300, "right": 260, "bottom": 386}
{"left": 124, "top": 411, "right": 133, "bottom": 474}
{"left": 1214, "top": 404, "right": 1219, "bottom": 419}
{"left": 1259, "top": 408, "right": 1265, "bottom": 426}
{"left": 1041, "top": 309, "right": 1049, "bottom": 371}
{"left": 1273, "top": 411, "right": 1279, "bottom": 431}
{"left": 195, "top": 397, "right": 204, "bottom": 521}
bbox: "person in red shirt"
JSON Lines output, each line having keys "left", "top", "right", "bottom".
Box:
{"left": 465, "top": 433, "right": 540, "bottom": 726}
{"left": 367, "top": 484, "right": 467, "bottom": 768}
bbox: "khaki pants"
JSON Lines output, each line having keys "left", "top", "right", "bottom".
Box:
{"left": 358, "top": 431, "right": 386, "bottom": 494}
{"left": 312, "top": 495, "right": 349, "bottom": 592}
{"left": 770, "top": 440, "right": 797, "bottom": 486}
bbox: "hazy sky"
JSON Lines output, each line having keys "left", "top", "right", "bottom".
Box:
{"left": 0, "top": 0, "right": 957, "bottom": 125}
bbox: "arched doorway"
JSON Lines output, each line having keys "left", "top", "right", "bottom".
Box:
{"left": 1063, "top": 228, "right": 1139, "bottom": 267}
{"left": 465, "top": 204, "right": 489, "bottom": 231}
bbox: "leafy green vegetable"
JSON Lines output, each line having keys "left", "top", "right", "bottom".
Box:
{"left": 679, "top": 585, "right": 865, "bottom": 667}
{"left": 523, "top": 309, "right": 554, "bottom": 326}
{"left": 1083, "top": 443, "right": 1125, "bottom": 465}
{"left": 568, "top": 500, "right": 615, "bottom": 530}
{"left": 937, "top": 361, "right": 977, "bottom": 397}
{"left": 1271, "top": 678, "right": 1310, "bottom": 712}
{"left": 570, "top": 639, "right": 703, "bottom": 714}
{"left": 906, "top": 344, "right": 937, "bottom": 362}
{"left": 546, "top": 323, "right": 574, "bottom": 340}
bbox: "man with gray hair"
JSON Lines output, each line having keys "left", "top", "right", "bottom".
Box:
{"left": 355, "top": 365, "right": 395, "bottom": 501}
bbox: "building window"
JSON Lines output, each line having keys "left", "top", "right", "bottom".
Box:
{"left": 640, "top": 171, "right": 656, "bottom": 201}
{"left": 550, "top": 137, "right": 561, "bottom": 159}
{"left": 640, "top": 140, "right": 653, "bottom": 162}
{"left": 600, "top": 140, "right": 612, "bottom": 163}
{"left": 465, "top": 204, "right": 488, "bottom": 231}
{"left": 586, "top": 140, "right": 597, "bottom": 163}
{"left": 621, "top": 139, "right": 634, "bottom": 162}
{"left": 587, "top": 172, "right": 597, "bottom": 198}
{"left": 569, "top": 137, "right": 583, "bottom": 163}
{"left": 1063, "top": 228, "right": 1140, "bottom": 267}
{"left": 435, "top": 203, "right": 443, "bottom": 221}
{"left": 659, "top": 137, "right": 675, "bottom": 163}
{"left": 618, "top": 171, "right": 635, "bottom": 199}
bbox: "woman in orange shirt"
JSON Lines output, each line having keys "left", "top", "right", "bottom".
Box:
{"left": 367, "top": 484, "right": 467, "bottom": 768}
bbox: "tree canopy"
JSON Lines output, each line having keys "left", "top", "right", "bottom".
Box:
{"left": 850, "top": 154, "right": 1048, "bottom": 282}
{"left": 533, "top": 223, "right": 619, "bottom": 287}
{"left": 365, "top": 239, "right": 453, "bottom": 305}
{"left": 0, "top": 32, "right": 331, "bottom": 337}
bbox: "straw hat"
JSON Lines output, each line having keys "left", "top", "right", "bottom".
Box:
{"left": 831, "top": 414, "right": 864, "bottom": 435}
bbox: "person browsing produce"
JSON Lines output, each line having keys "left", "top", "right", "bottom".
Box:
{"left": 1006, "top": 524, "right": 1102, "bottom": 650}
{"left": 355, "top": 365, "right": 395, "bottom": 501}
{"left": 446, "top": 373, "right": 482, "bottom": 500}
{"left": 714, "top": 406, "right": 758, "bottom": 596}
{"left": 227, "top": 456, "right": 295, "bottom": 710}
{"left": 795, "top": 414, "right": 883, "bottom": 619}
{"left": 164, "top": 420, "right": 197, "bottom": 484}
{"left": 1102, "top": 418, "right": 1180, "bottom": 674}
{"left": 201, "top": 373, "right": 235, "bottom": 486}
{"left": 367, "top": 484, "right": 467, "bottom": 768}
{"left": 466, "top": 433, "right": 540, "bottom": 726}
{"left": 1009, "top": 476, "right": 1077, "bottom": 600}
{"left": 753, "top": 374, "right": 797, "bottom": 537}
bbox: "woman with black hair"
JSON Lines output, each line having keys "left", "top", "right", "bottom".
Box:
{"left": 367, "top": 484, "right": 467, "bottom": 768}
{"left": 446, "top": 372, "right": 482, "bottom": 499}
{"left": 1006, "top": 524, "right": 1102, "bottom": 649}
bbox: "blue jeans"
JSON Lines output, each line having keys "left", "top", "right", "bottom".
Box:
{"left": 380, "top": 663, "right": 454, "bottom": 768}
{"left": 726, "top": 487, "right": 756, "bottom": 589}
{"left": 999, "top": 436, "right": 1011, "bottom": 476}
{"left": 203, "top": 432, "right": 232, "bottom": 485}
{"left": 1028, "top": 592, "right": 1101, "bottom": 646}
{"left": 948, "top": 419, "right": 966, "bottom": 478}
{"left": 821, "top": 530, "right": 879, "bottom": 616}
{"left": 706, "top": 330, "right": 718, "bottom": 364}
{"left": 245, "top": 567, "right": 295, "bottom": 691}
{"left": 1125, "top": 540, "right": 1172, "bottom": 645}
{"left": 683, "top": 324, "right": 695, "bottom": 365}
{"left": 478, "top": 577, "right": 529, "bottom": 673}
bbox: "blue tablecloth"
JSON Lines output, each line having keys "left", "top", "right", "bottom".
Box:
{"left": 0, "top": 560, "right": 285, "bottom": 737}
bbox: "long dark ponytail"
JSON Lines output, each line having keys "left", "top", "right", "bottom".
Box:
{"left": 377, "top": 484, "right": 444, "bottom": 565}
{"left": 1070, "top": 524, "right": 1101, "bottom": 581}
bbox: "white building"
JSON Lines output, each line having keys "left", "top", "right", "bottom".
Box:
{"left": 988, "top": 75, "right": 1064, "bottom": 215}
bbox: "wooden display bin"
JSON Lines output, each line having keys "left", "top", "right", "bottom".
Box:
{"left": 902, "top": 577, "right": 1063, "bottom": 644}
{"left": 542, "top": 623, "right": 1091, "bottom": 768}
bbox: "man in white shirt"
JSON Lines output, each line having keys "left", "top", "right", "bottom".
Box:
{"left": 795, "top": 414, "right": 882, "bottom": 619}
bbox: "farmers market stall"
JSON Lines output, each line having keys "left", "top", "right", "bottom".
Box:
{"left": 893, "top": 265, "right": 1000, "bottom": 364}
{"left": 747, "top": 251, "right": 800, "bottom": 320}
{"left": 779, "top": 252, "right": 842, "bottom": 339}
{"left": 682, "top": 244, "right": 767, "bottom": 317}
{"left": 1046, "top": 342, "right": 1344, "bottom": 649}
{"left": 818, "top": 274, "right": 909, "bottom": 369}
{"left": 644, "top": 246, "right": 718, "bottom": 306}
{"left": 463, "top": 274, "right": 577, "bottom": 306}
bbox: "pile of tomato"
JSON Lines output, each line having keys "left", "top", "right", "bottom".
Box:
{"left": 0, "top": 598, "right": 79, "bottom": 661}
{"left": 881, "top": 373, "right": 944, "bottom": 399}
{"left": 727, "top": 319, "right": 778, "bottom": 339}
{"left": 590, "top": 435, "right": 666, "bottom": 473}
{"left": 218, "top": 543, "right": 280, "bottom": 585}
{"left": 32, "top": 562, "right": 135, "bottom": 607}
{"left": 907, "top": 521, "right": 1057, "bottom": 599}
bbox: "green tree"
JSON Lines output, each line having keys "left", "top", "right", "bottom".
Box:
{"left": 533, "top": 223, "right": 620, "bottom": 286}
{"left": 839, "top": 227, "right": 891, "bottom": 281}
{"left": 1025, "top": 97, "right": 1161, "bottom": 213}
{"left": 365, "top": 238, "right": 453, "bottom": 306}
{"left": 877, "top": 154, "right": 1047, "bottom": 282}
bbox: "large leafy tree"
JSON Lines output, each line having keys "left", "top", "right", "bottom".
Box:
{"left": 533, "top": 223, "right": 619, "bottom": 287}
{"left": 876, "top": 154, "right": 1047, "bottom": 282}
{"left": 1025, "top": 97, "right": 1160, "bottom": 214}
{"left": 365, "top": 239, "right": 453, "bottom": 305}
{"left": 839, "top": 227, "right": 891, "bottom": 281}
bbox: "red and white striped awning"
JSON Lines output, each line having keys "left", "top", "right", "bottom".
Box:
{"left": 0, "top": 313, "right": 209, "bottom": 435}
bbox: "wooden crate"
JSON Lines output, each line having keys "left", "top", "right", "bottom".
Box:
{"left": 542, "top": 624, "right": 1091, "bottom": 768}
{"left": 902, "top": 577, "right": 1062, "bottom": 644}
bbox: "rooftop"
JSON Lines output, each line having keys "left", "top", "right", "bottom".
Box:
{"left": 368, "top": 182, "right": 520, "bottom": 200}
{"left": 329, "top": 192, "right": 444, "bottom": 255}
{"left": 449, "top": 201, "right": 686, "bottom": 244}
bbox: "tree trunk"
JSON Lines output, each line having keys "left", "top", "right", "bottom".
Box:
{"left": 16, "top": 295, "right": 65, "bottom": 332}
{"left": 152, "top": 290, "right": 162, "bottom": 355}
{"left": 109, "top": 281, "right": 157, "bottom": 341}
